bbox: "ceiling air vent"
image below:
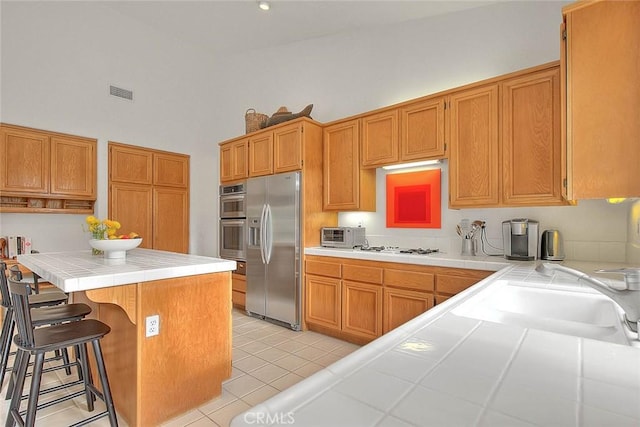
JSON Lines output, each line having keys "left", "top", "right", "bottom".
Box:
{"left": 109, "top": 85, "right": 133, "bottom": 101}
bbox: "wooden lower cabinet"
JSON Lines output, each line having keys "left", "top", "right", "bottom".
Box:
{"left": 232, "top": 273, "right": 246, "bottom": 308}
{"left": 342, "top": 281, "right": 383, "bottom": 340}
{"left": 435, "top": 271, "right": 492, "bottom": 304}
{"left": 305, "top": 255, "right": 490, "bottom": 344}
{"left": 383, "top": 288, "right": 433, "bottom": 333}
{"left": 305, "top": 274, "right": 341, "bottom": 331}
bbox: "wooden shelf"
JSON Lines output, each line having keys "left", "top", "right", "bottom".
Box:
{"left": 0, "top": 196, "right": 94, "bottom": 214}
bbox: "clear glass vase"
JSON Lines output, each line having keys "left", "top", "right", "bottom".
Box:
{"left": 91, "top": 230, "right": 104, "bottom": 255}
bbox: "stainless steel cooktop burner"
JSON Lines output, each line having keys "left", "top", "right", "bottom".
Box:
{"left": 358, "top": 246, "right": 439, "bottom": 255}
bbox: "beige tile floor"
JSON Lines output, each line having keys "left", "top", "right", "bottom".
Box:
{"left": 0, "top": 308, "right": 360, "bottom": 426}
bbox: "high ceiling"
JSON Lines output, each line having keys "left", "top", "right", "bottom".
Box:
{"left": 103, "top": 0, "right": 498, "bottom": 55}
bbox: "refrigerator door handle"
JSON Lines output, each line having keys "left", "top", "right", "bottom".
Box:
{"left": 265, "top": 203, "right": 273, "bottom": 264}
{"left": 259, "top": 203, "right": 267, "bottom": 264}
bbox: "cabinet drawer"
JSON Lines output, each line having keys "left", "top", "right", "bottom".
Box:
{"left": 232, "top": 274, "right": 246, "bottom": 293}
{"left": 232, "top": 290, "right": 246, "bottom": 307}
{"left": 343, "top": 264, "right": 383, "bottom": 285}
{"left": 305, "top": 259, "right": 341, "bottom": 278}
{"left": 384, "top": 269, "right": 434, "bottom": 292}
{"left": 436, "top": 274, "right": 479, "bottom": 296}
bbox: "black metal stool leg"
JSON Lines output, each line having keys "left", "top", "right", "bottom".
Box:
{"left": 92, "top": 339, "right": 118, "bottom": 426}
{"left": 24, "top": 352, "right": 45, "bottom": 427}
{"left": 78, "top": 343, "right": 95, "bottom": 412}
{"left": 0, "top": 309, "right": 14, "bottom": 388}
{"left": 6, "top": 349, "right": 28, "bottom": 427}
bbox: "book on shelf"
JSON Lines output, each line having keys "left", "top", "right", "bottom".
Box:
{"left": 5, "top": 236, "right": 31, "bottom": 258}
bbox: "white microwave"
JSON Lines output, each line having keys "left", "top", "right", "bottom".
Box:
{"left": 321, "top": 227, "right": 366, "bottom": 248}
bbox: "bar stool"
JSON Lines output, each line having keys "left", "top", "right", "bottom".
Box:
{"left": 6, "top": 277, "right": 118, "bottom": 427}
{"left": 8, "top": 264, "right": 65, "bottom": 297}
{"left": 0, "top": 262, "right": 91, "bottom": 390}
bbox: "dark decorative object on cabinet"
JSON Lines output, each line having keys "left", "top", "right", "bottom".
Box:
{"left": 261, "top": 104, "right": 313, "bottom": 128}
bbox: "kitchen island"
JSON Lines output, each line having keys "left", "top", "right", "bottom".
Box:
{"left": 232, "top": 253, "right": 640, "bottom": 426}
{"left": 17, "top": 248, "right": 236, "bottom": 427}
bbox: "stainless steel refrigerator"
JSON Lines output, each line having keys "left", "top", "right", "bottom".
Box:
{"left": 246, "top": 171, "right": 301, "bottom": 330}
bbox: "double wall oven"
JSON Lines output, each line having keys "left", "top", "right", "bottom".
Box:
{"left": 219, "top": 182, "right": 247, "bottom": 271}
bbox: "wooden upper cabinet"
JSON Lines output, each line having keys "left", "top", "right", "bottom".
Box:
{"left": 220, "top": 138, "right": 248, "bottom": 183}
{"left": 0, "top": 126, "right": 50, "bottom": 195}
{"left": 248, "top": 132, "right": 273, "bottom": 177}
{"left": 502, "top": 67, "right": 564, "bottom": 206}
{"left": 563, "top": 1, "right": 640, "bottom": 199}
{"left": 400, "top": 97, "right": 446, "bottom": 161}
{"left": 153, "top": 187, "right": 189, "bottom": 253}
{"left": 109, "top": 183, "right": 153, "bottom": 249}
{"left": 109, "top": 142, "right": 190, "bottom": 253}
{"left": 50, "top": 136, "right": 96, "bottom": 198}
{"left": 273, "top": 122, "right": 303, "bottom": 173}
{"left": 110, "top": 144, "right": 152, "bottom": 185}
{"left": 0, "top": 124, "right": 97, "bottom": 213}
{"left": 154, "top": 152, "right": 189, "bottom": 188}
{"left": 323, "top": 119, "right": 375, "bottom": 211}
{"left": 361, "top": 110, "right": 399, "bottom": 168}
{"left": 449, "top": 84, "right": 500, "bottom": 208}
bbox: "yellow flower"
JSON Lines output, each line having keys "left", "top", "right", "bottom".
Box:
{"left": 84, "top": 216, "right": 122, "bottom": 240}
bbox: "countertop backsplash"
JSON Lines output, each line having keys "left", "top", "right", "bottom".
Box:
{"left": 338, "top": 166, "right": 631, "bottom": 264}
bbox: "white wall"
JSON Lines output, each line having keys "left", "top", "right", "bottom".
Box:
{"left": 1, "top": 0, "right": 631, "bottom": 262}
{"left": 0, "top": 1, "right": 219, "bottom": 255}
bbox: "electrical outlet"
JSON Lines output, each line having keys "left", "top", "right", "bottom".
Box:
{"left": 145, "top": 315, "right": 160, "bottom": 337}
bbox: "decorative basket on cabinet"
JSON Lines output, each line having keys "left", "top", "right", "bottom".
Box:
{"left": 245, "top": 108, "right": 268, "bottom": 134}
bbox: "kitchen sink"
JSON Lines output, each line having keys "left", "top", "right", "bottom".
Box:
{"left": 451, "top": 280, "right": 635, "bottom": 346}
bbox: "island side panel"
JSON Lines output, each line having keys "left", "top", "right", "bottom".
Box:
{"left": 75, "top": 290, "right": 139, "bottom": 426}
{"left": 138, "top": 272, "right": 232, "bottom": 426}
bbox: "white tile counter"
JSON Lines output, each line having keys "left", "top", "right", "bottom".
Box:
{"left": 231, "top": 259, "right": 640, "bottom": 427}
{"left": 17, "top": 248, "right": 236, "bottom": 292}
{"left": 304, "top": 246, "right": 511, "bottom": 271}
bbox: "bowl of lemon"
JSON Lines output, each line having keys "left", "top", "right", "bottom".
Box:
{"left": 89, "top": 233, "right": 142, "bottom": 259}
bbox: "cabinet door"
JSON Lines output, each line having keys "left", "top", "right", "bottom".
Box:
{"left": 220, "top": 139, "right": 248, "bottom": 183}
{"left": 383, "top": 288, "right": 433, "bottom": 333}
{"left": 231, "top": 139, "right": 249, "bottom": 181}
{"left": 219, "top": 142, "right": 233, "bottom": 183}
{"left": 50, "top": 136, "right": 96, "bottom": 198}
{"left": 502, "top": 68, "right": 564, "bottom": 206}
{"left": 0, "top": 126, "right": 49, "bottom": 195}
{"left": 109, "top": 183, "right": 153, "bottom": 249}
{"left": 153, "top": 187, "right": 189, "bottom": 253}
{"left": 154, "top": 153, "right": 189, "bottom": 188}
{"left": 361, "top": 110, "right": 398, "bottom": 168}
{"left": 110, "top": 144, "right": 153, "bottom": 185}
{"left": 305, "top": 275, "right": 341, "bottom": 331}
{"left": 249, "top": 132, "right": 273, "bottom": 177}
{"left": 274, "top": 122, "right": 302, "bottom": 173}
{"left": 400, "top": 97, "right": 446, "bottom": 161}
{"left": 342, "top": 281, "right": 382, "bottom": 341}
{"left": 323, "top": 120, "right": 375, "bottom": 211}
{"left": 449, "top": 84, "right": 499, "bottom": 208}
{"left": 564, "top": 1, "right": 640, "bottom": 199}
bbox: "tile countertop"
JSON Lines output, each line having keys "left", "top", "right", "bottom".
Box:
{"left": 17, "top": 248, "right": 236, "bottom": 293}
{"left": 305, "top": 246, "right": 513, "bottom": 271}
{"left": 230, "top": 253, "right": 640, "bottom": 427}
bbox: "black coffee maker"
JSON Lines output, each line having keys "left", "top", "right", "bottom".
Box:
{"left": 502, "top": 218, "right": 539, "bottom": 260}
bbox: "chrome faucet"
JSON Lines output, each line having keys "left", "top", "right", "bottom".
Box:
{"left": 536, "top": 263, "right": 640, "bottom": 333}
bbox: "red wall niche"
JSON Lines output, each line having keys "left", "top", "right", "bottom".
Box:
{"left": 386, "top": 169, "right": 441, "bottom": 228}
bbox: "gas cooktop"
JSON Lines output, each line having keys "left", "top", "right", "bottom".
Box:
{"left": 358, "top": 246, "right": 439, "bottom": 255}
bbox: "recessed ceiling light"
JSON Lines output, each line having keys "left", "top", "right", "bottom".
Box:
{"left": 258, "top": 1, "right": 270, "bottom": 11}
